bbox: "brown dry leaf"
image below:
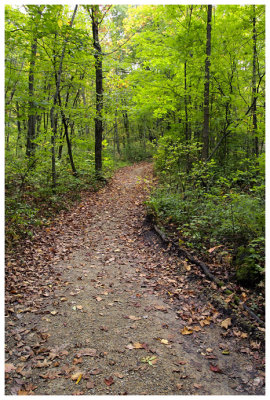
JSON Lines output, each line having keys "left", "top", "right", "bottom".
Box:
{"left": 114, "top": 372, "right": 124, "bottom": 379}
{"left": 220, "top": 318, "right": 231, "bottom": 329}
{"left": 128, "top": 315, "right": 141, "bottom": 321}
{"left": 133, "top": 342, "right": 145, "bottom": 349}
{"left": 18, "top": 390, "right": 32, "bottom": 395}
{"left": 176, "top": 383, "right": 183, "bottom": 390}
{"left": 181, "top": 326, "right": 193, "bottom": 335}
{"left": 104, "top": 376, "right": 114, "bottom": 386}
{"left": 210, "top": 363, "right": 223, "bottom": 373}
{"left": 194, "top": 383, "right": 203, "bottom": 389}
{"left": 90, "top": 368, "right": 102, "bottom": 375}
{"left": 76, "top": 348, "right": 97, "bottom": 357}
{"left": 207, "top": 245, "right": 223, "bottom": 253}
{"left": 73, "top": 357, "right": 83, "bottom": 365}
{"left": 77, "top": 305, "right": 83, "bottom": 310}
{"left": 35, "top": 359, "right": 51, "bottom": 368}
{"left": 183, "top": 260, "right": 191, "bottom": 271}
{"left": 96, "top": 296, "right": 103, "bottom": 302}
{"left": 155, "top": 305, "right": 167, "bottom": 311}
{"left": 5, "top": 363, "right": 16, "bottom": 373}
{"left": 193, "top": 326, "right": 201, "bottom": 332}
{"left": 50, "top": 310, "right": 58, "bottom": 315}
{"left": 86, "top": 381, "right": 95, "bottom": 389}
{"left": 199, "top": 319, "right": 211, "bottom": 327}
{"left": 71, "top": 371, "right": 83, "bottom": 381}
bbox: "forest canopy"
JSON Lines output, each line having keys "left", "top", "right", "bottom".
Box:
{"left": 5, "top": 4, "right": 265, "bottom": 288}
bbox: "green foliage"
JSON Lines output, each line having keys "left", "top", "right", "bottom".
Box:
{"left": 147, "top": 151, "right": 265, "bottom": 288}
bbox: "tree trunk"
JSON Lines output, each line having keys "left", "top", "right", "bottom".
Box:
{"left": 90, "top": 6, "right": 103, "bottom": 176}
{"left": 202, "top": 4, "right": 212, "bottom": 160}
{"left": 123, "top": 110, "right": 130, "bottom": 151}
{"left": 15, "top": 102, "right": 22, "bottom": 155}
{"left": 50, "top": 5, "right": 78, "bottom": 187}
{"left": 114, "top": 110, "right": 120, "bottom": 156}
{"left": 26, "top": 35, "right": 38, "bottom": 162}
{"left": 252, "top": 5, "right": 258, "bottom": 157}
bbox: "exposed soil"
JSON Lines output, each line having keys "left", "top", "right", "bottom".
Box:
{"left": 5, "top": 162, "right": 265, "bottom": 395}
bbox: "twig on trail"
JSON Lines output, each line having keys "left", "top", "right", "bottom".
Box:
{"left": 153, "top": 224, "right": 264, "bottom": 327}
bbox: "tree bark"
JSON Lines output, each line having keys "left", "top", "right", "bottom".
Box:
{"left": 26, "top": 35, "right": 38, "bottom": 161}
{"left": 90, "top": 5, "right": 103, "bottom": 176}
{"left": 202, "top": 5, "right": 212, "bottom": 160}
{"left": 252, "top": 5, "right": 258, "bottom": 157}
{"left": 123, "top": 110, "right": 130, "bottom": 151}
{"left": 50, "top": 5, "right": 78, "bottom": 187}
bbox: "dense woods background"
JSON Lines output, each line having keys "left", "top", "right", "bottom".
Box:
{"left": 5, "top": 4, "right": 265, "bottom": 291}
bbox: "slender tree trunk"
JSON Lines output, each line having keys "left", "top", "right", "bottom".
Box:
{"left": 184, "top": 61, "right": 191, "bottom": 172}
{"left": 50, "top": 112, "right": 57, "bottom": 189}
{"left": 58, "top": 124, "right": 64, "bottom": 160}
{"left": 50, "top": 5, "right": 78, "bottom": 187}
{"left": 114, "top": 110, "right": 120, "bottom": 156}
{"left": 81, "top": 87, "right": 90, "bottom": 136}
{"left": 16, "top": 102, "right": 22, "bottom": 155}
{"left": 123, "top": 111, "right": 130, "bottom": 151}
{"left": 202, "top": 4, "right": 212, "bottom": 160}
{"left": 252, "top": 5, "right": 258, "bottom": 157}
{"left": 26, "top": 35, "right": 38, "bottom": 162}
{"left": 90, "top": 5, "right": 103, "bottom": 176}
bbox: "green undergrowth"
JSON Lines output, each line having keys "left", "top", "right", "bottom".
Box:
{"left": 146, "top": 157, "right": 265, "bottom": 289}
{"left": 5, "top": 155, "right": 130, "bottom": 247}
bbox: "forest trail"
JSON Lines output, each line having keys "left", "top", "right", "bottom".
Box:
{"left": 5, "top": 163, "right": 264, "bottom": 395}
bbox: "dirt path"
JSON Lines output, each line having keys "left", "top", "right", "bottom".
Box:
{"left": 5, "top": 163, "right": 265, "bottom": 395}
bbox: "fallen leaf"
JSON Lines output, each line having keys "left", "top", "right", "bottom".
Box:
{"left": 160, "top": 339, "right": 169, "bottom": 345}
{"left": 104, "top": 376, "right": 114, "bottom": 386}
{"left": 194, "top": 383, "right": 203, "bottom": 389}
{"left": 73, "top": 357, "right": 83, "bottom": 365}
{"left": 222, "top": 350, "right": 230, "bottom": 355}
{"left": 35, "top": 359, "right": 51, "bottom": 368}
{"left": 176, "top": 383, "right": 183, "bottom": 390}
{"left": 76, "top": 348, "right": 97, "bottom": 357}
{"left": 210, "top": 364, "right": 223, "bottom": 373}
{"left": 207, "top": 245, "right": 223, "bottom": 253}
{"left": 50, "top": 310, "right": 58, "bottom": 315}
{"left": 133, "top": 342, "right": 145, "bottom": 349}
{"left": 193, "top": 325, "right": 201, "bottom": 332}
{"left": 199, "top": 319, "right": 211, "bottom": 327}
{"left": 5, "top": 363, "right": 16, "bottom": 373}
{"left": 86, "top": 381, "right": 95, "bottom": 389}
{"left": 155, "top": 305, "right": 167, "bottom": 311}
{"left": 18, "top": 390, "right": 32, "bottom": 395}
{"left": 114, "top": 372, "right": 124, "bottom": 379}
{"left": 90, "top": 368, "right": 102, "bottom": 375}
{"left": 220, "top": 318, "right": 231, "bottom": 329}
{"left": 96, "top": 296, "right": 103, "bottom": 302}
{"left": 71, "top": 371, "right": 83, "bottom": 381}
{"left": 128, "top": 315, "right": 141, "bottom": 321}
{"left": 181, "top": 326, "right": 193, "bottom": 335}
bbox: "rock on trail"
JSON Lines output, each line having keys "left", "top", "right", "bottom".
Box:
{"left": 5, "top": 162, "right": 265, "bottom": 395}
